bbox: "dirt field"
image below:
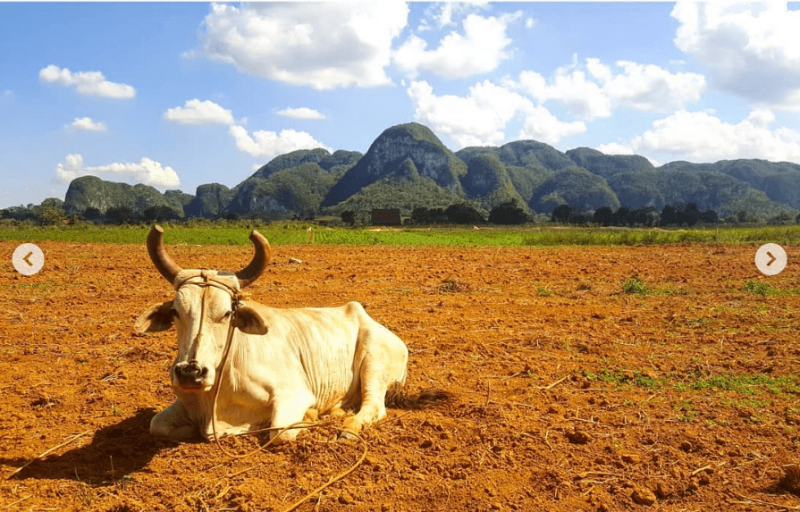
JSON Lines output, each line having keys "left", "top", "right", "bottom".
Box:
{"left": 2, "top": 238, "right": 800, "bottom": 511}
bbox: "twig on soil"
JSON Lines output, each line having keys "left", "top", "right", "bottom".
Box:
{"left": 376, "top": 410, "right": 414, "bottom": 429}
{"left": 542, "top": 431, "right": 555, "bottom": 452}
{"left": 533, "top": 375, "right": 569, "bottom": 390}
{"left": 729, "top": 491, "right": 800, "bottom": 510}
{"left": 1, "top": 495, "right": 32, "bottom": 509}
{"left": 6, "top": 430, "right": 90, "bottom": 480}
{"left": 281, "top": 429, "right": 368, "bottom": 512}
{"left": 691, "top": 461, "right": 726, "bottom": 477}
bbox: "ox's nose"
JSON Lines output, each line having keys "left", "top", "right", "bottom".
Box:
{"left": 175, "top": 361, "right": 208, "bottom": 387}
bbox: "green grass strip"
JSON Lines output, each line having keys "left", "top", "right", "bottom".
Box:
{"left": 1, "top": 223, "right": 800, "bottom": 247}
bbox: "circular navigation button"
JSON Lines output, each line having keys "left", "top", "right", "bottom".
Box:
{"left": 755, "top": 243, "right": 787, "bottom": 276}
{"left": 12, "top": 243, "right": 45, "bottom": 276}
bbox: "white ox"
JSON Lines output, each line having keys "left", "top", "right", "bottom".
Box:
{"left": 136, "top": 225, "right": 445, "bottom": 443}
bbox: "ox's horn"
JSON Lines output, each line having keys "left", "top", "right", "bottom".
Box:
{"left": 235, "top": 230, "right": 271, "bottom": 288}
{"left": 146, "top": 225, "right": 183, "bottom": 284}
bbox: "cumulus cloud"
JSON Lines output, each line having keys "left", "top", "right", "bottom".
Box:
{"left": 55, "top": 154, "right": 180, "bottom": 189}
{"left": 67, "top": 117, "right": 107, "bottom": 132}
{"left": 228, "top": 125, "right": 331, "bottom": 159}
{"left": 407, "top": 80, "right": 584, "bottom": 148}
{"left": 39, "top": 65, "right": 135, "bottom": 99}
{"left": 517, "top": 67, "right": 611, "bottom": 120}
{"left": 277, "top": 107, "right": 325, "bottom": 120}
{"left": 164, "top": 99, "right": 235, "bottom": 125}
{"left": 595, "top": 143, "right": 634, "bottom": 155}
{"left": 416, "top": 3, "right": 492, "bottom": 32}
{"left": 629, "top": 109, "right": 800, "bottom": 163}
{"left": 394, "top": 12, "right": 521, "bottom": 79}
{"left": 513, "top": 58, "right": 705, "bottom": 120}
{"left": 197, "top": 2, "right": 408, "bottom": 89}
{"left": 671, "top": 2, "right": 800, "bottom": 109}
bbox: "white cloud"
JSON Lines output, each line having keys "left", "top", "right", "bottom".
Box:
{"left": 394, "top": 12, "right": 521, "bottom": 79}
{"left": 416, "top": 2, "right": 491, "bottom": 31}
{"left": 407, "top": 79, "right": 584, "bottom": 148}
{"left": 198, "top": 2, "right": 408, "bottom": 89}
{"left": 513, "top": 58, "right": 705, "bottom": 120}
{"left": 629, "top": 109, "right": 800, "bottom": 163}
{"left": 164, "top": 99, "right": 234, "bottom": 125}
{"left": 277, "top": 107, "right": 325, "bottom": 120}
{"left": 55, "top": 154, "right": 180, "bottom": 189}
{"left": 67, "top": 117, "right": 107, "bottom": 132}
{"left": 602, "top": 61, "right": 706, "bottom": 112}
{"left": 671, "top": 2, "right": 800, "bottom": 109}
{"left": 39, "top": 65, "right": 135, "bottom": 99}
{"left": 518, "top": 105, "right": 586, "bottom": 145}
{"left": 595, "top": 143, "right": 634, "bottom": 156}
{"left": 407, "top": 80, "right": 527, "bottom": 147}
{"left": 228, "top": 125, "right": 331, "bottom": 159}
{"left": 518, "top": 67, "right": 611, "bottom": 120}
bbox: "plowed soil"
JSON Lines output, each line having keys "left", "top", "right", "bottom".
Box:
{"left": 2, "top": 238, "right": 800, "bottom": 511}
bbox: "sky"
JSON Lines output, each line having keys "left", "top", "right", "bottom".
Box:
{"left": 2, "top": 1, "right": 800, "bottom": 209}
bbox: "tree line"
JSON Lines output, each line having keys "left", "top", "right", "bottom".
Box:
{"left": 3, "top": 197, "right": 799, "bottom": 228}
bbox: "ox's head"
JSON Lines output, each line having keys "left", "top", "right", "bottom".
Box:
{"left": 135, "top": 225, "right": 271, "bottom": 393}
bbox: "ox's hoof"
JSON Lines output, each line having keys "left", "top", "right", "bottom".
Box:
{"left": 337, "top": 429, "right": 359, "bottom": 441}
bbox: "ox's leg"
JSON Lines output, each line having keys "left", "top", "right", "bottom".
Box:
{"left": 340, "top": 326, "right": 409, "bottom": 440}
{"left": 150, "top": 400, "right": 197, "bottom": 441}
{"left": 268, "top": 390, "right": 316, "bottom": 444}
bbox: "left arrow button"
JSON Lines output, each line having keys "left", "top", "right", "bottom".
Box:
{"left": 12, "top": 244, "right": 44, "bottom": 276}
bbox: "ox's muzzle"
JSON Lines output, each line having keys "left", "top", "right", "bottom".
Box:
{"left": 174, "top": 360, "right": 209, "bottom": 389}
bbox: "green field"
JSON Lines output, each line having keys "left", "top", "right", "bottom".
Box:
{"left": 2, "top": 222, "right": 800, "bottom": 247}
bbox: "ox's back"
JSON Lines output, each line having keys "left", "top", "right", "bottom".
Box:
{"left": 225, "top": 301, "right": 407, "bottom": 417}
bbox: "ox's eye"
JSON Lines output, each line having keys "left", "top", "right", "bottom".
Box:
{"left": 223, "top": 310, "right": 233, "bottom": 319}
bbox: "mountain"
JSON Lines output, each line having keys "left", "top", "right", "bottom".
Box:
{"left": 251, "top": 148, "right": 362, "bottom": 179}
{"left": 324, "top": 157, "right": 465, "bottom": 216}
{"left": 184, "top": 183, "right": 234, "bottom": 218}
{"left": 64, "top": 176, "right": 185, "bottom": 218}
{"left": 321, "top": 122, "right": 467, "bottom": 207}
{"left": 53, "top": 122, "right": 800, "bottom": 224}
{"left": 458, "top": 153, "right": 531, "bottom": 215}
{"left": 660, "top": 159, "right": 800, "bottom": 210}
{"left": 565, "top": 147, "right": 655, "bottom": 177}
{"left": 530, "top": 167, "right": 621, "bottom": 213}
{"left": 227, "top": 162, "right": 338, "bottom": 219}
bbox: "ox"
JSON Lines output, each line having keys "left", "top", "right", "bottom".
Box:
{"left": 136, "top": 225, "right": 446, "bottom": 443}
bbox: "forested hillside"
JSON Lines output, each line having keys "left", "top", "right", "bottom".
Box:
{"left": 10, "top": 122, "right": 798, "bottom": 224}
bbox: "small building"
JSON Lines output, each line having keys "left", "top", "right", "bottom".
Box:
{"left": 371, "top": 208, "right": 401, "bottom": 226}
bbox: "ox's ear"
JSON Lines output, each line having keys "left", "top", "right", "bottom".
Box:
{"left": 135, "top": 301, "right": 175, "bottom": 334}
{"left": 234, "top": 303, "right": 269, "bottom": 336}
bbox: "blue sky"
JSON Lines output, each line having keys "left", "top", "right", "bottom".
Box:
{"left": 2, "top": 2, "right": 800, "bottom": 209}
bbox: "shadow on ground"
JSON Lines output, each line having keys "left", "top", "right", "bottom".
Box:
{"left": 1, "top": 408, "right": 179, "bottom": 485}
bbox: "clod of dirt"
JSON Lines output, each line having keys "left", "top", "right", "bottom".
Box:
{"left": 779, "top": 465, "right": 800, "bottom": 496}
{"left": 621, "top": 453, "right": 641, "bottom": 464}
{"left": 631, "top": 486, "right": 657, "bottom": 506}
{"left": 655, "top": 481, "right": 672, "bottom": 499}
{"left": 566, "top": 429, "right": 591, "bottom": 444}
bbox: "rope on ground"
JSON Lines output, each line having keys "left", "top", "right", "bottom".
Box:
{"left": 280, "top": 428, "right": 368, "bottom": 512}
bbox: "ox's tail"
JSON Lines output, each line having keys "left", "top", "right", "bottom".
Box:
{"left": 385, "top": 383, "right": 452, "bottom": 410}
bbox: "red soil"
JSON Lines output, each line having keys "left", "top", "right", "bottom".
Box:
{"left": 2, "top": 239, "right": 800, "bottom": 511}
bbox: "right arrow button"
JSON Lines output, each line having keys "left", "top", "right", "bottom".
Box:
{"left": 756, "top": 244, "right": 787, "bottom": 276}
